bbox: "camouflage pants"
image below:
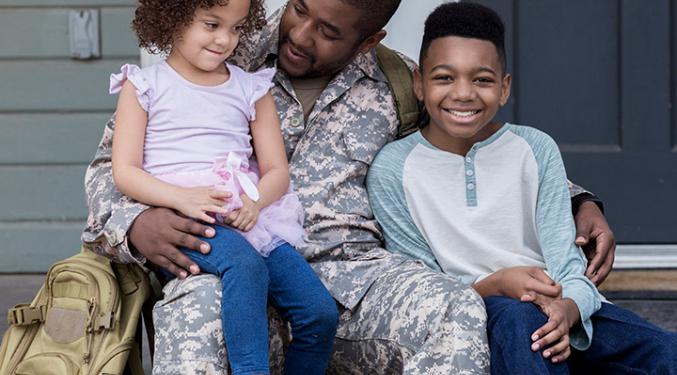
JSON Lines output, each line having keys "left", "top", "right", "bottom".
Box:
{"left": 152, "top": 261, "right": 489, "bottom": 374}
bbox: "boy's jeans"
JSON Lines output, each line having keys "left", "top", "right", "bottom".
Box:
{"left": 165, "top": 225, "right": 338, "bottom": 375}
{"left": 484, "top": 296, "right": 677, "bottom": 374}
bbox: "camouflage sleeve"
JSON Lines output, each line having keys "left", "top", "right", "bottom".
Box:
{"left": 567, "top": 180, "right": 605, "bottom": 214}
{"left": 567, "top": 180, "right": 590, "bottom": 197}
{"left": 81, "top": 115, "right": 149, "bottom": 264}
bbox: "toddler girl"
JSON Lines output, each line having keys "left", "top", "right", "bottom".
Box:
{"left": 109, "top": 1, "right": 338, "bottom": 374}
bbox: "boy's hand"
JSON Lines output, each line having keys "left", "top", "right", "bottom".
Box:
{"left": 496, "top": 266, "right": 562, "bottom": 303}
{"left": 226, "top": 195, "right": 260, "bottom": 231}
{"left": 574, "top": 201, "right": 616, "bottom": 286}
{"left": 531, "top": 298, "right": 580, "bottom": 363}
{"left": 175, "top": 187, "right": 231, "bottom": 223}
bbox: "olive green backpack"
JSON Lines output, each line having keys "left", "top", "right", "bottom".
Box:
{"left": 0, "top": 248, "right": 154, "bottom": 375}
{"left": 375, "top": 43, "right": 421, "bottom": 139}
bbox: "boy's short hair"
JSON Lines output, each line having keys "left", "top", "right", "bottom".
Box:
{"left": 419, "top": 2, "right": 506, "bottom": 72}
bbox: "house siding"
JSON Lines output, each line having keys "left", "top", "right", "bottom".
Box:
{"left": 0, "top": 1, "right": 138, "bottom": 271}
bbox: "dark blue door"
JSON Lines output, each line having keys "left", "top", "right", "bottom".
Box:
{"left": 474, "top": 0, "right": 677, "bottom": 243}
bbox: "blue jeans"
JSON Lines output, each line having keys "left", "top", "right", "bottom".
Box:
{"left": 485, "top": 296, "right": 677, "bottom": 374}
{"left": 164, "top": 226, "right": 338, "bottom": 375}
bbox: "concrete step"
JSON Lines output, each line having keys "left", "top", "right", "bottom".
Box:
{"left": 2, "top": 273, "right": 676, "bottom": 371}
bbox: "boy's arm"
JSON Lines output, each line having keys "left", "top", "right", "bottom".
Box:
{"left": 532, "top": 131, "right": 602, "bottom": 351}
{"left": 366, "top": 143, "right": 442, "bottom": 272}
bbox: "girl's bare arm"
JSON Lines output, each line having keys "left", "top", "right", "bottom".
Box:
{"left": 111, "top": 80, "right": 229, "bottom": 223}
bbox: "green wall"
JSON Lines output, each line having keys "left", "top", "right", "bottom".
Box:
{"left": 0, "top": 1, "right": 138, "bottom": 272}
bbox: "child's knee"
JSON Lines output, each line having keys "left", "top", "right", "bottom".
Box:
{"left": 314, "top": 297, "right": 339, "bottom": 329}
{"left": 298, "top": 296, "right": 339, "bottom": 338}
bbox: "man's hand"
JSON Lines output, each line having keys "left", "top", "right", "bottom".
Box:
{"left": 530, "top": 298, "right": 580, "bottom": 363}
{"left": 574, "top": 201, "right": 616, "bottom": 285}
{"left": 129, "top": 207, "right": 216, "bottom": 278}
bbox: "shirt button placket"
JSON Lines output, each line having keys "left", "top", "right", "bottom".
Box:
{"left": 465, "top": 148, "right": 478, "bottom": 206}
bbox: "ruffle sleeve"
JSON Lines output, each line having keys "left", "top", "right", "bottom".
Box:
{"left": 248, "top": 68, "right": 275, "bottom": 121}
{"left": 109, "top": 64, "right": 152, "bottom": 112}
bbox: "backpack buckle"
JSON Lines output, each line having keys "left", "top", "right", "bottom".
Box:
{"left": 8, "top": 305, "right": 45, "bottom": 326}
{"left": 96, "top": 311, "right": 115, "bottom": 330}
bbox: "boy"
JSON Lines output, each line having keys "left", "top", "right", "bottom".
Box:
{"left": 367, "top": 2, "right": 677, "bottom": 374}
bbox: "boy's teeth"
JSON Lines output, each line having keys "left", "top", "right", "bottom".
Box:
{"left": 448, "top": 110, "right": 479, "bottom": 117}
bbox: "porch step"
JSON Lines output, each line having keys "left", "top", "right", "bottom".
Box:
{"left": 1, "top": 272, "right": 676, "bottom": 366}
{"left": 598, "top": 269, "right": 677, "bottom": 292}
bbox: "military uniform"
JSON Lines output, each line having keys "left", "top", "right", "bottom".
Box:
{"left": 83, "top": 8, "right": 590, "bottom": 374}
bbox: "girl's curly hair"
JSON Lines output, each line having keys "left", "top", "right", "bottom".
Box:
{"left": 132, "top": 0, "right": 266, "bottom": 54}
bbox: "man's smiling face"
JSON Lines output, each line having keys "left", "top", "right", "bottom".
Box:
{"left": 277, "top": 0, "right": 367, "bottom": 78}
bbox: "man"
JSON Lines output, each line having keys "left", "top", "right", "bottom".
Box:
{"left": 83, "top": 0, "right": 616, "bottom": 373}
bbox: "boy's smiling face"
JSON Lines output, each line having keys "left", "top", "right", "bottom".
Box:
{"left": 415, "top": 36, "right": 512, "bottom": 155}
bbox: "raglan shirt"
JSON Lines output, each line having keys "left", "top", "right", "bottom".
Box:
{"left": 367, "top": 124, "right": 602, "bottom": 350}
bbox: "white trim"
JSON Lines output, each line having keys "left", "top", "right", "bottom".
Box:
{"left": 140, "top": 49, "right": 163, "bottom": 68}
{"left": 613, "top": 245, "right": 677, "bottom": 269}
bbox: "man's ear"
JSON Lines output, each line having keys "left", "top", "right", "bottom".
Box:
{"left": 500, "top": 73, "right": 512, "bottom": 106}
{"left": 413, "top": 68, "right": 424, "bottom": 102}
{"left": 357, "top": 30, "right": 387, "bottom": 54}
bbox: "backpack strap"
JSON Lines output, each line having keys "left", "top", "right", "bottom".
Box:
{"left": 142, "top": 287, "right": 157, "bottom": 360}
{"left": 375, "top": 43, "right": 420, "bottom": 139}
{"left": 7, "top": 304, "right": 46, "bottom": 326}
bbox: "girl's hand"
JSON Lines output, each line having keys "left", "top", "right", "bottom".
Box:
{"left": 175, "top": 187, "right": 231, "bottom": 223}
{"left": 227, "top": 195, "right": 260, "bottom": 231}
{"left": 531, "top": 298, "right": 580, "bottom": 363}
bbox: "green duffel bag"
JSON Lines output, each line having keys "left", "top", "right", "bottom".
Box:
{"left": 0, "top": 247, "right": 153, "bottom": 375}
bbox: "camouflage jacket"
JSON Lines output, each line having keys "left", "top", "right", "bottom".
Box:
{"left": 82, "top": 8, "right": 597, "bottom": 309}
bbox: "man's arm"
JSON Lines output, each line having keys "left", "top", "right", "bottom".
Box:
{"left": 567, "top": 181, "right": 616, "bottom": 285}
{"left": 82, "top": 115, "right": 213, "bottom": 277}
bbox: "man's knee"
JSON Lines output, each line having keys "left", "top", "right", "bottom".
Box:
{"left": 156, "top": 274, "right": 223, "bottom": 329}
{"left": 154, "top": 275, "right": 227, "bottom": 369}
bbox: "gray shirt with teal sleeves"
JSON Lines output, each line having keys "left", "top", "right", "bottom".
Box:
{"left": 367, "top": 125, "right": 602, "bottom": 350}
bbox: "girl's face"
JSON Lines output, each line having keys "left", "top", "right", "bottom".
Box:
{"left": 169, "top": 0, "right": 250, "bottom": 80}
{"left": 415, "top": 36, "right": 512, "bottom": 155}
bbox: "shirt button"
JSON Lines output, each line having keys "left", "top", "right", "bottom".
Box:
{"left": 465, "top": 157, "right": 472, "bottom": 163}
{"left": 467, "top": 183, "right": 475, "bottom": 190}
{"left": 466, "top": 170, "right": 474, "bottom": 176}
{"left": 290, "top": 118, "right": 302, "bottom": 127}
